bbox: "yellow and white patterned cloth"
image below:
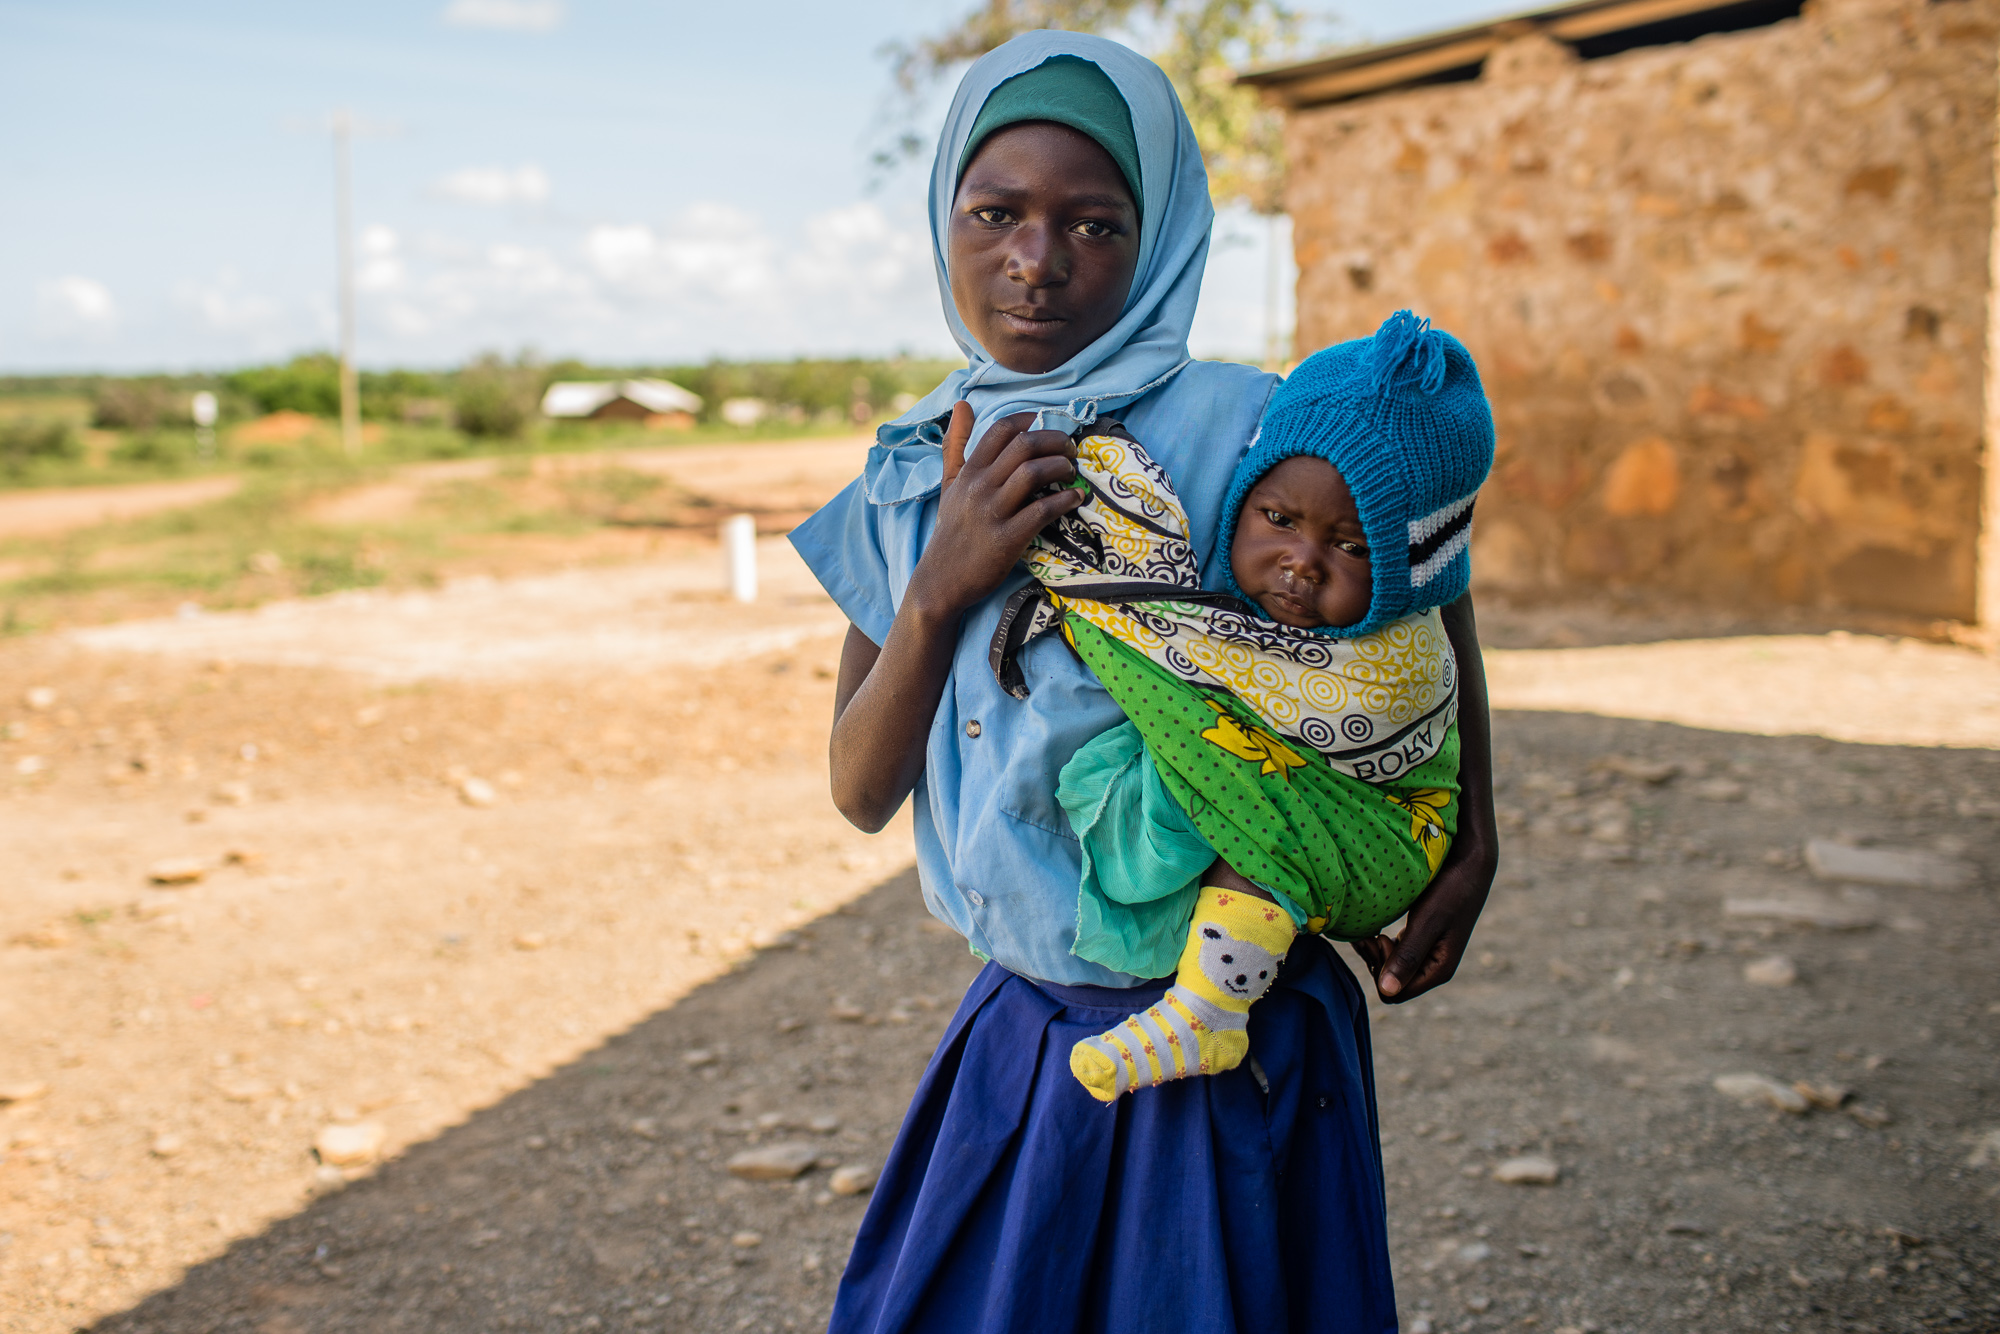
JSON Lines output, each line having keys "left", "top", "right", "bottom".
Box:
{"left": 1009, "top": 423, "right": 1458, "bottom": 782}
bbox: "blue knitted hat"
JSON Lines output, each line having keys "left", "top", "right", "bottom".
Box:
{"left": 1219, "top": 310, "right": 1494, "bottom": 637}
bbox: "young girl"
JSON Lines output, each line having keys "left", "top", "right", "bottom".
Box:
{"left": 984, "top": 311, "right": 1493, "bottom": 1101}
{"left": 791, "top": 29, "right": 1499, "bottom": 1333}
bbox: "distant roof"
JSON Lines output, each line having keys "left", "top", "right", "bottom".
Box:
{"left": 1239, "top": 0, "right": 1802, "bottom": 108}
{"left": 541, "top": 378, "right": 704, "bottom": 418}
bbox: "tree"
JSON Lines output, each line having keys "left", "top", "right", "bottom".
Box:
{"left": 876, "top": 0, "right": 1304, "bottom": 216}
{"left": 452, "top": 353, "right": 542, "bottom": 439}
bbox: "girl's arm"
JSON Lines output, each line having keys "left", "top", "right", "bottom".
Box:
{"left": 1351, "top": 591, "right": 1500, "bottom": 1001}
{"left": 829, "top": 403, "right": 1085, "bottom": 833}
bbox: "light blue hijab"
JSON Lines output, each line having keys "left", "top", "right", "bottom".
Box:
{"left": 866, "top": 31, "right": 1214, "bottom": 504}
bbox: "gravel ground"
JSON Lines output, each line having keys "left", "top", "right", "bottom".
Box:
{"left": 75, "top": 708, "right": 2000, "bottom": 1334}
{"left": 85, "top": 871, "right": 977, "bottom": 1334}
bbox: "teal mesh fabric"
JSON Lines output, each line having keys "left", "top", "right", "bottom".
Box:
{"left": 1056, "top": 720, "right": 1211, "bottom": 979}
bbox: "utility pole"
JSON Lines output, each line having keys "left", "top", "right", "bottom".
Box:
{"left": 1264, "top": 210, "right": 1285, "bottom": 370}
{"left": 332, "top": 110, "right": 361, "bottom": 458}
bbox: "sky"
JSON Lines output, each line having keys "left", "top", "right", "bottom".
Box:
{"left": 1, "top": 0, "right": 1521, "bottom": 373}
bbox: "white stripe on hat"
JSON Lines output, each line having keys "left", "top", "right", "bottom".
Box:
{"left": 1411, "top": 526, "right": 1472, "bottom": 587}
{"left": 1407, "top": 493, "right": 1475, "bottom": 546}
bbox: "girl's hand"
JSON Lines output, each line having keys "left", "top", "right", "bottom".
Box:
{"left": 1349, "top": 591, "right": 1500, "bottom": 1003}
{"left": 827, "top": 403, "right": 1082, "bottom": 833}
{"left": 908, "top": 401, "right": 1083, "bottom": 619}
{"left": 1349, "top": 824, "right": 1497, "bottom": 1001}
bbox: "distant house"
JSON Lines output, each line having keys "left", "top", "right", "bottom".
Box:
{"left": 540, "top": 379, "right": 703, "bottom": 428}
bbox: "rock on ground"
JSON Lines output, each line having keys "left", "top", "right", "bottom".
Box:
{"left": 1713, "top": 1073, "right": 1811, "bottom": 1114}
{"left": 725, "top": 1142, "right": 820, "bottom": 1182}
{"left": 1804, "top": 839, "right": 1975, "bottom": 891}
{"left": 314, "top": 1123, "right": 387, "bottom": 1167}
{"left": 1492, "top": 1156, "right": 1561, "bottom": 1185}
{"left": 1742, "top": 955, "right": 1798, "bottom": 987}
{"left": 36, "top": 713, "right": 2000, "bottom": 1334}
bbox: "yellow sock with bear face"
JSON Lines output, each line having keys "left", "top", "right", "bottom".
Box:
{"left": 1070, "top": 886, "right": 1297, "bottom": 1103}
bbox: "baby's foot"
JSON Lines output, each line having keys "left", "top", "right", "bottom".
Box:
{"left": 1070, "top": 886, "right": 1294, "bottom": 1102}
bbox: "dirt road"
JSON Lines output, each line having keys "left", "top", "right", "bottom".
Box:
{"left": 0, "top": 583, "right": 907, "bottom": 1334}
{"left": 0, "top": 478, "right": 243, "bottom": 540}
{"left": 47, "top": 714, "right": 2000, "bottom": 1334}
{"left": 0, "top": 435, "right": 875, "bottom": 544}
{"left": 65, "top": 537, "right": 846, "bottom": 682}
{"left": 2, "top": 452, "right": 1997, "bottom": 1333}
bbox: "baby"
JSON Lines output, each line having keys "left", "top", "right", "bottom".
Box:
{"left": 990, "top": 310, "right": 1494, "bottom": 1101}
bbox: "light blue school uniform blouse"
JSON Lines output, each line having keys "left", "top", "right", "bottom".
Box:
{"left": 790, "top": 360, "right": 1279, "bottom": 987}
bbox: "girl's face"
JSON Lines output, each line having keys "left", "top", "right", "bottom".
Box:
{"left": 1229, "top": 457, "right": 1374, "bottom": 630}
{"left": 948, "top": 122, "right": 1140, "bottom": 374}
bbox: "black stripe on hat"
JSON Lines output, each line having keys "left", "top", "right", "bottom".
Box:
{"left": 1408, "top": 498, "right": 1475, "bottom": 567}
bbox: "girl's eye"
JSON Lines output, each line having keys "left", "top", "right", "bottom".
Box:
{"left": 972, "top": 207, "right": 1011, "bottom": 225}
{"left": 1071, "top": 219, "right": 1115, "bottom": 238}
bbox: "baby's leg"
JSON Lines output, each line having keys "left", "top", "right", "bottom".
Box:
{"left": 1070, "top": 865, "right": 1297, "bottom": 1103}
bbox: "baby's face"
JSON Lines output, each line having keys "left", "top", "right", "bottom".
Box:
{"left": 1229, "top": 456, "right": 1372, "bottom": 630}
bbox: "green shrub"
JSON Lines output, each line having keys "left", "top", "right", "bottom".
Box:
{"left": 110, "top": 433, "right": 192, "bottom": 468}
{"left": 296, "top": 549, "right": 385, "bottom": 595}
{"left": 656, "top": 356, "right": 959, "bottom": 423}
{"left": 531, "top": 356, "right": 958, "bottom": 425}
{"left": 91, "top": 378, "right": 180, "bottom": 431}
{"left": 360, "top": 368, "right": 451, "bottom": 423}
{"left": 453, "top": 354, "right": 539, "bottom": 438}
{"left": 0, "top": 417, "right": 80, "bottom": 473}
{"left": 226, "top": 355, "right": 342, "bottom": 418}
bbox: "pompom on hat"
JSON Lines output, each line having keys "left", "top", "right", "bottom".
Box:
{"left": 1218, "top": 310, "right": 1495, "bottom": 637}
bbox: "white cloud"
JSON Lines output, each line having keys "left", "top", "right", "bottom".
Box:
{"left": 581, "top": 224, "right": 656, "bottom": 280}
{"left": 586, "top": 203, "right": 780, "bottom": 302}
{"left": 176, "top": 270, "right": 280, "bottom": 333}
{"left": 36, "top": 275, "right": 118, "bottom": 334}
{"left": 554, "top": 201, "right": 943, "bottom": 357}
{"left": 230, "top": 200, "right": 954, "bottom": 365}
{"left": 791, "top": 202, "right": 929, "bottom": 295}
{"left": 356, "top": 225, "right": 405, "bottom": 293}
{"left": 442, "top": 0, "right": 564, "bottom": 32}
{"left": 433, "top": 164, "right": 551, "bottom": 206}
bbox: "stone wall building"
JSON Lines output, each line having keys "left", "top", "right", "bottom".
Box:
{"left": 1243, "top": 0, "right": 1999, "bottom": 627}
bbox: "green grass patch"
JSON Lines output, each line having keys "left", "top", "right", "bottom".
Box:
{"left": 0, "top": 413, "right": 871, "bottom": 491}
{"left": 0, "top": 446, "right": 698, "bottom": 622}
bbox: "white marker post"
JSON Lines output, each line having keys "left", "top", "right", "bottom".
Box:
{"left": 190, "top": 391, "right": 218, "bottom": 459}
{"left": 723, "top": 514, "right": 758, "bottom": 603}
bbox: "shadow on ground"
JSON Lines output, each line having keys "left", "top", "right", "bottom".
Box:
{"left": 91, "top": 869, "right": 980, "bottom": 1334}
{"left": 93, "top": 712, "right": 2000, "bottom": 1334}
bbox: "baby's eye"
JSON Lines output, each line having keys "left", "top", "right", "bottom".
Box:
{"left": 1336, "top": 540, "right": 1370, "bottom": 559}
{"left": 1263, "top": 509, "right": 1294, "bottom": 529}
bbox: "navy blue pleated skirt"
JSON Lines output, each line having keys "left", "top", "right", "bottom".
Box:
{"left": 829, "top": 937, "right": 1397, "bottom": 1334}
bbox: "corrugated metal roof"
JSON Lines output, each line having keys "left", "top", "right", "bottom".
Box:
{"left": 540, "top": 379, "right": 703, "bottom": 418}
{"left": 1239, "top": 0, "right": 1796, "bottom": 107}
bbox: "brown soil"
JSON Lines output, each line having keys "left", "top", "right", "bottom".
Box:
{"left": 0, "top": 479, "right": 243, "bottom": 541}
{"left": 1, "top": 452, "right": 1996, "bottom": 1334}
{"left": 0, "top": 625, "right": 910, "bottom": 1334}
{"left": 23, "top": 709, "right": 1999, "bottom": 1334}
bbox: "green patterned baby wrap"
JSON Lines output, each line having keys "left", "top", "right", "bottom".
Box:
{"left": 990, "top": 422, "right": 1461, "bottom": 978}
